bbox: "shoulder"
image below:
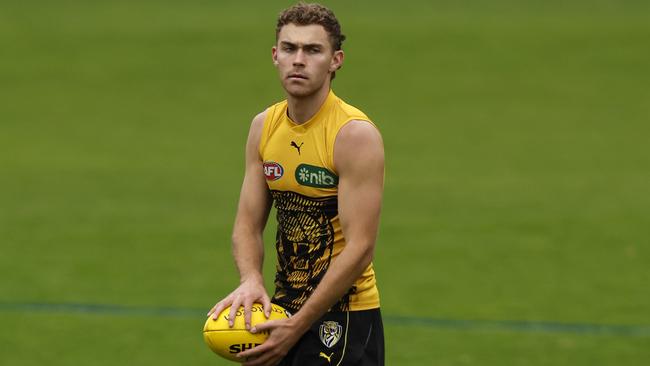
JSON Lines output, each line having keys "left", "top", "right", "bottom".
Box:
{"left": 336, "top": 120, "right": 383, "bottom": 148}
{"left": 246, "top": 109, "right": 269, "bottom": 149}
{"left": 334, "top": 120, "right": 384, "bottom": 173}
{"left": 251, "top": 109, "right": 268, "bottom": 130}
{"left": 248, "top": 109, "right": 268, "bottom": 135}
{"left": 253, "top": 99, "right": 289, "bottom": 132}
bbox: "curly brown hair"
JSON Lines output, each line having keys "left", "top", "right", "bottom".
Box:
{"left": 276, "top": 2, "right": 346, "bottom": 51}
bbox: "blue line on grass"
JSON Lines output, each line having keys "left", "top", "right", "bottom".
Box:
{"left": 387, "top": 314, "right": 650, "bottom": 337}
{"left": 0, "top": 301, "right": 201, "bottom": 317}
{"left": 1, "top": 301, "right": 649, "bottom": 337}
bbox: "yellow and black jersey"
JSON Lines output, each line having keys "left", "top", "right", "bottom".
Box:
{"left": 259, "top": 90, "right": 380, "bottom": 313}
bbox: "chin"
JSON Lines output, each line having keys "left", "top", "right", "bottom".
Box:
{"left": 282, "top": 78, "right": 330, "bottom": 99}
{"left": 283, "top": 83, "right": 318, "bottom": 98}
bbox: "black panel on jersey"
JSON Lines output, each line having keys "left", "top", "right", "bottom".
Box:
{"left": 270, "top": 190, "right": 352, "bottom": 312}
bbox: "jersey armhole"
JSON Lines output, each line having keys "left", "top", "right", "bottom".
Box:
{"left": 258, "top": 105, "right": 276, "bottom": 158}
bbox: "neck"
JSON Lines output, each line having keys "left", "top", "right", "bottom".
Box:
{"left": 286, "top": 84, "right": 331, "bottom": 124}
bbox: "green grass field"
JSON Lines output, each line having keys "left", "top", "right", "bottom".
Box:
{"left": 1, "top": 0, "right": 649, "bottom": 365}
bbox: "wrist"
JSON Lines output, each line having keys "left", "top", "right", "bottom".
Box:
{"left": 287, "top": 312, "right": 312, "bottom": 335}
{"left": 239, "top": 272, "right": 264, "bottom": 285}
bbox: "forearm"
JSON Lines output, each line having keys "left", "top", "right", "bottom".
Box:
{"left": 232, "top": 228, "right": 265, "bottom": 283}
{"left": 230, "top": 168, "right": 271, "bottom": 284}
{"left": 290, "top": 241, "right": 374, "bottom": 330}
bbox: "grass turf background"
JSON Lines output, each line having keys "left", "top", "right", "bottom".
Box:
{"left": 1, "top": 0, "right": 649, "bottom": 365}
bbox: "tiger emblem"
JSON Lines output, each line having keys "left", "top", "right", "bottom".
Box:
{"left": 319, "top": 321, "right": 343, "bottom": 348}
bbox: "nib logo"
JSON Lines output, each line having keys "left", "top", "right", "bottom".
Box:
{"left": 295, "top": 164, "right": 338, "bottom": 188}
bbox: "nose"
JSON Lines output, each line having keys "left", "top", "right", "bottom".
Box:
{"left": 293, "top": 49, "right": 306, "bottom": 67}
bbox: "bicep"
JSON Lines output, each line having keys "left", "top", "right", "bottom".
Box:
{"left": 335, "top": 121, "right": 385, "bottom": 245}
{"left": 234, "top": 112, "right": 272, "bottom": 233}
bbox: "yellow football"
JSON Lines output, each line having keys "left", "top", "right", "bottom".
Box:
{"left": 203, "top": 303, "right": 291, "bottom": 362}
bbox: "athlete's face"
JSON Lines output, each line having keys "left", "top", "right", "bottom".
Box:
{"left": 273, "top": 23, "right": 343, "bottom": 98}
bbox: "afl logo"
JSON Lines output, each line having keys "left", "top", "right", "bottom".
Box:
{"left": 263, "top": 162, "right": 284, "bottom": 181}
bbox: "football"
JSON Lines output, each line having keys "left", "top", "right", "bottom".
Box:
{"left": 203, "top": 303, "right": 291, "bottom": 362}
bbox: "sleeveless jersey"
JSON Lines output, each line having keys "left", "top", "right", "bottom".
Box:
{"left": 259, "top": 90, "right": 380, "bottom": 313}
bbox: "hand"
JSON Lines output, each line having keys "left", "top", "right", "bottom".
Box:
{"left": 206, "top": 277, "right": 271, "bottom": 330}
{"left": 238, "top": 318, "right": 305, "bottom": 366}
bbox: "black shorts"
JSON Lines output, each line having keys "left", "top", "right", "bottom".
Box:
{"left": 279, "top": 308, "right": 384, "bottom": 366}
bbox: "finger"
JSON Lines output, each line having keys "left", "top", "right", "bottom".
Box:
{"left": 211, "top": 297, "right": 231, "bottom": 320}
{"left": 207, "top": 299, "right": 224, "bottom": 317}
{"left": 206, "top": 304, "right": 215, "bottom": 317}
{"left": 209, "top": 301, "right": 223, "bottom": 319}
{"left": 243, "top": 298, "right": 254, "bottom": 330}
{"left": 242, "top": 351, "right": 275, "bottom": 366}
{"left": 238, "top": 341, "right": 273, "bottom": 361}
{"left": 250, "top": 319, "right": 280, "bottom": 334}
{"left": 228, "top": 297, "right": 243, "bottom": 328}
{"left": 262, "top": 295, "right": 272, "bottom": 318}
{"left": 242, "top": 347, "right": 282, "bottom": 366}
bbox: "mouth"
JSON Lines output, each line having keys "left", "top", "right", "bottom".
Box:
{"left": 288, "top": 73, "right": 308, "bottom": 80}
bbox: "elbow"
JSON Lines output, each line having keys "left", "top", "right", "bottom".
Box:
{"left": 231, "top": 231, "right": 241, "bottom": 245}
{"left": 358, "top": 242, "right": 376, "bottom": 269}
{"left": 231, "top": 226, "right": 263, "bottom": 249}
{"left": 230, "top": 231, "right": 240, "bottom": 247}
{"left": 232, "top": 222, "right": 256, "bottom": 242}
{"left": 231, "top": 229, "right": 254, "bottom": 248}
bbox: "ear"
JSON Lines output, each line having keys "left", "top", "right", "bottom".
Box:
{"left": 272, "top": 46, "right": 279, "bottom": 66}
{"left": 330, "top": 50, "right": 344, "bottom": 72}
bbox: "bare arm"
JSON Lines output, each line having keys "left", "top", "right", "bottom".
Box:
{"left": 208, "top": 110, "right": 273, "bottom": 329}
{"left": 290, "top": 120, "right": 384, "bottom": 326}
{"left": 241, "top": 120, "right": 384, "bottom": 365}
{"left": 232, "top": 110, "right": 272, "bottom": 286}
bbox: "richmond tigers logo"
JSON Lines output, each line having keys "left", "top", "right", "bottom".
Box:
{"left": 319, "top": 321, "right": 343, "bottom": 348}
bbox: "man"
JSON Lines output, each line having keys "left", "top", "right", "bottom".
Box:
{"left": 207, "top": 3, "right": 385, "bottom": 365}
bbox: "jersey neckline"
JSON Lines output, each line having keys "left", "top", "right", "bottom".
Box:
{"left": 284, "top": 89, "right": 336, "bottom": 129}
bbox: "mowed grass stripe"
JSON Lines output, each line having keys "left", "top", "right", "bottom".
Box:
{"left": 2, "top": 301, "right": 648, "bottom": 337}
